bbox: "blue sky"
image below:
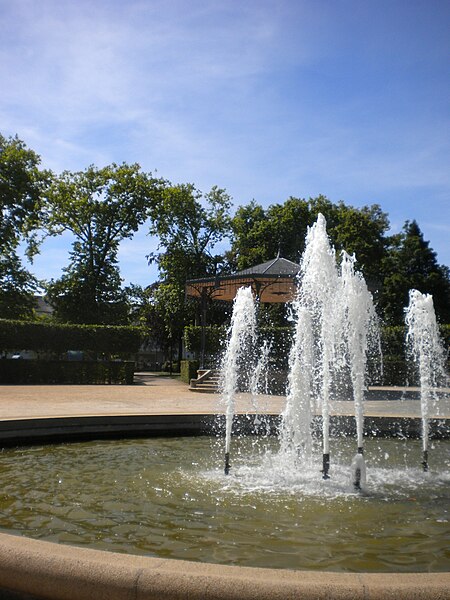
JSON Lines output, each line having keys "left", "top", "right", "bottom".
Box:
{"left": 1, "top": 0, "right": 449, "bottom": 287}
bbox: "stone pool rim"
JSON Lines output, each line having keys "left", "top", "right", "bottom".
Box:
{"left": 0, "top": 412, "right": 449, "bottom": 447}
{"left": 0, "top": 530, "right": 449, "bottom": 600}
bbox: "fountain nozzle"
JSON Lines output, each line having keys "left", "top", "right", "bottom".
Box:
{"left": 422, "top": 450, "right": 428, "bottom": 472}
{"left": 322, "top": 453, "right": 330, "bottom": 479}
{"left": 224, "top": 452, "right": 231, "bottom": 475}
{"left": 353, "top": 446, "right": 364, "bottom": 490}
{"left": 352, "top": 450, "right": 366, "bottom": 491}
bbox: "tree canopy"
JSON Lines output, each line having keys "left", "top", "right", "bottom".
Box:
{"left": 0, "top": 133, "right": 52, "bottom": 318}
{"left": 228, "top": 196, "right": 390, "bottom": 285}
{"left": 380, "top": 220, "right": 450, "bottom": 324}
{"left": 145, "top": 184, "right": 232, "bottom": 355}
{"left": 1, "top": 131, "right": 449, "bottom": 348}
{"left": 148, "top": 183, "right": 232, "bottom": 283}
{"left": 45, "top": 163, "right": 165, "bottom": 324}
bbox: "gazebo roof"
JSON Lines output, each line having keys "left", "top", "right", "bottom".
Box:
{"left": 185, "top": 256, "right": 300, "bottom": 303}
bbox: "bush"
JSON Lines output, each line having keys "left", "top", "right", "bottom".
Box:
{"left": 184, "top": 322, "right": 449, "bottom": 388}
{"left": 184, "top": 325, "right": 226, "bottom": 361}
{"left": 0, "top": 319, "right": 143, "bottom": 355}
{"left": 180, "top": 359, "right": 199, "bottom": 383}
{"left": 0, "top": 359, "right": 135, "bottom": 384}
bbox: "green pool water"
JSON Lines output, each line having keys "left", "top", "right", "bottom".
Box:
{"left": 0, "top": 436, "right": 448, "bottom": 572}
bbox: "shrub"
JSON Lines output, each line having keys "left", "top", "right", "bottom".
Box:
{"left": 180, "top": 359, "right": 199, "bottom": 383}
{"left": 184, "top": 325, "right": 226, "bottom": 361}
{"left": 0, "top": 360, "right": 135, "bottom": 384}
{"left": 0, "top": 319, "right": 143, "bottom": 355}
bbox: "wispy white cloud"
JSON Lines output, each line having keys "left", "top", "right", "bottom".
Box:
{"left": 2, "top": 0, "right": 449, "bottom": 277}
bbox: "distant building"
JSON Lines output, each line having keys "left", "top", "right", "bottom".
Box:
{"left": 34, "top": 295, "right": 54, "bottom": 317}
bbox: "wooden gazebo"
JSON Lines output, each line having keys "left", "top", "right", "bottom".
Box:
{"left": 186, "top": 255, "right": 300, "bottom": 304}
{"left": 185, "top": 256, "right": 300, "bottom": 366}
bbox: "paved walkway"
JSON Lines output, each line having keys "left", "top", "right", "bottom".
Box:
{"left": 0, "top": 373, "right": 449, "bottom": 421}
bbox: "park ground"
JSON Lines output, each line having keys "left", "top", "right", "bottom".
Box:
{"left": 0, "top": 373, "right": 449, "bottom": 421}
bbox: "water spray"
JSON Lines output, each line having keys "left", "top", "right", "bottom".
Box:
{"left": 405, "top": 289, "right": 447, "bottom": 474}
{"left": 421, "top": 413, "right": 429, "bottom": 472}
{"left": 422, "top": 449, "right": 428, "bottom": 473}
{"left": 296, "top": 214, "right": 340, "bottom": 481}
{"left": 340, "top": 252, "right": 376, "bottom": 492}
{"left": 279, "top": 307, "right": 314, "bottom": 464}
{"left": 220, "top": 287, "right": 257, "bottom": 477}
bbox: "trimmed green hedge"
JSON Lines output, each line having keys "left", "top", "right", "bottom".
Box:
{"left": 0, "top": 360, "right": 135, "bottom": 384}
{"left": 380, "top": 324, "right": 450, "bottom": 356}
{"left": 376, "top": 324, "right": 449, "bottom": 386}
{"left": 184, "top": 325, "right": 226, "bottom": 361}
{"left": 180, "top": 359, "right": 199, "bottom": 383}
{"left": 184, "top": 325, "right": 293, "bottom": 366}
{"left": 184, "top": 324, "right": 449, "bottom": 360}
{"left": 184, "top": 323, "right": 449, "bottom": 386}
{"left": 0, "top": 319, "right": 143, "bottom": 355}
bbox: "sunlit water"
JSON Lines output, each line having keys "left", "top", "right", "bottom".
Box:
{"left": 0, "top": 436, "right": 449, "bottom": 572}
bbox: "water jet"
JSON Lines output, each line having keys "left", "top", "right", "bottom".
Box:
{"left": 221, "top": 215, "right": 382, "bottom": 491}
{"left": 405, "top": 288, "right": 448, "bottom": 472}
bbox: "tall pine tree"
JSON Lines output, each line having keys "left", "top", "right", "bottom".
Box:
{"left": 380, "top": 221, "right": 450, "bottom": 324}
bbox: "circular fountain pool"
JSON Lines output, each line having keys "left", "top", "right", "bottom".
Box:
{"left": 1, "top": 435, "right": 448, "bottom": 573}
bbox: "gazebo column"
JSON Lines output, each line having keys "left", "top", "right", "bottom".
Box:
{"left": 200, "top": 288, "right": 208, "bottom": 369}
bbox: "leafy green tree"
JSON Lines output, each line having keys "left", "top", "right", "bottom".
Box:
{"left": 228, "top": 196, "right": 389, "bottom": 285}
{"left": 148, "top": 184, "right": 232, "bottom": 282}
{"left": 329, "top": 203, "right": 389, "bottom": 284}
{"left": 379, "top": 220, "right": 450, "bottom": 324}
{"left": 0, "top": 133, "right": 52, "bottom": 318}
{"left": 45, "top": 163, "right": 165, "bottom": 324}
{"left": 0, "top": 254, "right": 38, "bottom": 319}
{"left": 121, "top": 282, "right": 179, "bottom": 366}
{"left": 228, "top": 197, "right": 312, "bottom": 271}
{"left": 227, "top": 201, "right": 270, "bottom": 270}
{"left": 147, "top": 183, "right": 232, "bottom": 359}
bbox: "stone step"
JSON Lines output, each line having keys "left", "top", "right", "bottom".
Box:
{"left": 189, "top": 369, "right": 221, "bottom": 392}
{"left": 189, "top": 384, "right": 219, "bottom": 393}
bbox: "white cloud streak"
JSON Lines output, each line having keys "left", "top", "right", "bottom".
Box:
{"left": 1, "top": 0, "right": 449, "bottom": 276}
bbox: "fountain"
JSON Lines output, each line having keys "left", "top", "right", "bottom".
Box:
{"left": 294, "top": 213, "right": 340, "bottom": 479}
{"left": 340, "top": 251, "right": 378, "bottom": 488}
{"left": 222, "top": 214, "right": 445, "bottom": 491}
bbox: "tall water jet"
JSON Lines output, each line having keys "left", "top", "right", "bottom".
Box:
{"left": 250, "top": 339, "right": 271, "bottom": 402}
{"left": 250, "top": 339, "right": 271, "bottom": 431}
{"left": 279, "top": 306, "right": 314, "bottom": 462}
{"left": 278, "top": 216, "right": 379, "bottom": 484}
{"left": 405, "top": 289, "right": 447, "bottom": 471}
{"left": 296, "top": 214, "right": 340, "bottom": 478}
{"left": 220, "top": 286, "right": 257, "bottom": 474}
{"left": 341, "top": 251, "right": 377, "bottom": 489}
